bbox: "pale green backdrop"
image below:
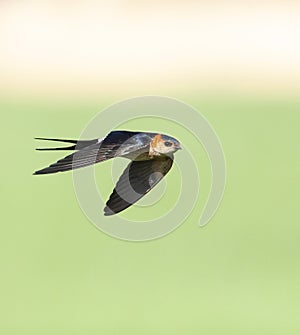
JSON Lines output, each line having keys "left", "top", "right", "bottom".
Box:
{"left": 1, "top": 95, "right": 299, "bottom": 334}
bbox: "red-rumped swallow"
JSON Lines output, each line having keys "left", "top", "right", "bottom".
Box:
{"left": 34, "top": 131, "right": 181, "bottom": 215}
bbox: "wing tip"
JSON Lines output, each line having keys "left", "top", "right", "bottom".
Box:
{"left": 33, "top": 171, "right": 43, "bottom": 175}
{"left": 33, "top": 171, "right": 46, "bottom": 175}
{"left": 103, "top": 206, "right": 116, "bottom": 216}
{"left": 32, "top": 170, "right": 44, "bottom": 176}
{"left": 33, "top": 168, "right": 60, "bottom": 175}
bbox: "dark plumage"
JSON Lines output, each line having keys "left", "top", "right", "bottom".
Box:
{"left": 34, "top": 130, "right": 181, "bottom": 215}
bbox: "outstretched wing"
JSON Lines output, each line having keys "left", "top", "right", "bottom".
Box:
{"left": 34, "top": 131, "right": 152, "bottom": 175}
{"left": 34, "top": 141, "right": 105, "bottom": 174}
{"left": 104, "top": 155, "right": 174, "bottom": 215}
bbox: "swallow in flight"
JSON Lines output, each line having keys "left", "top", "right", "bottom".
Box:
{"left": 34, "top": 131, "right": 181, "bottom": 215}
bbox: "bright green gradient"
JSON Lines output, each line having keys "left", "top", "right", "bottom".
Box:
{"left": 1, "top": 95, "right": 299, "bottom": 334}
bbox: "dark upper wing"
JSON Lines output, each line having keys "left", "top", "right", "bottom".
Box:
{"left": 34, "top": 142, "right": 104, "bottom": 174}
{"left": 34, "top": 131, "right": 153, "bottom": 175}
{"left": 104, "top": 155, "right": 174, "bottom": 215}
{"left": 100, "top": 131, "right": 153, "bottom": 157}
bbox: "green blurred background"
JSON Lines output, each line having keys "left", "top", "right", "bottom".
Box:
{"left": 1, "top": 1, "right": 300, "bottom": 334}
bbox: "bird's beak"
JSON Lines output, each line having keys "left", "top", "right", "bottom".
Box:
{"left": 175, "top": 144, "right": 182, "bottom": 150}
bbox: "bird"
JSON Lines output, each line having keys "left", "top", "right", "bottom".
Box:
{"left": 34, "top": 130, "right": 181, "bottom": 215}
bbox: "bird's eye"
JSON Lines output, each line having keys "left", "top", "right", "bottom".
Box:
{"left": 164, "top": 141, "right": 172, "bottom": 147}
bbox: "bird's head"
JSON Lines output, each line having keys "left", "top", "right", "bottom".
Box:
{"left": 150, "top": 134, "right": 182, "bottom": 155}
